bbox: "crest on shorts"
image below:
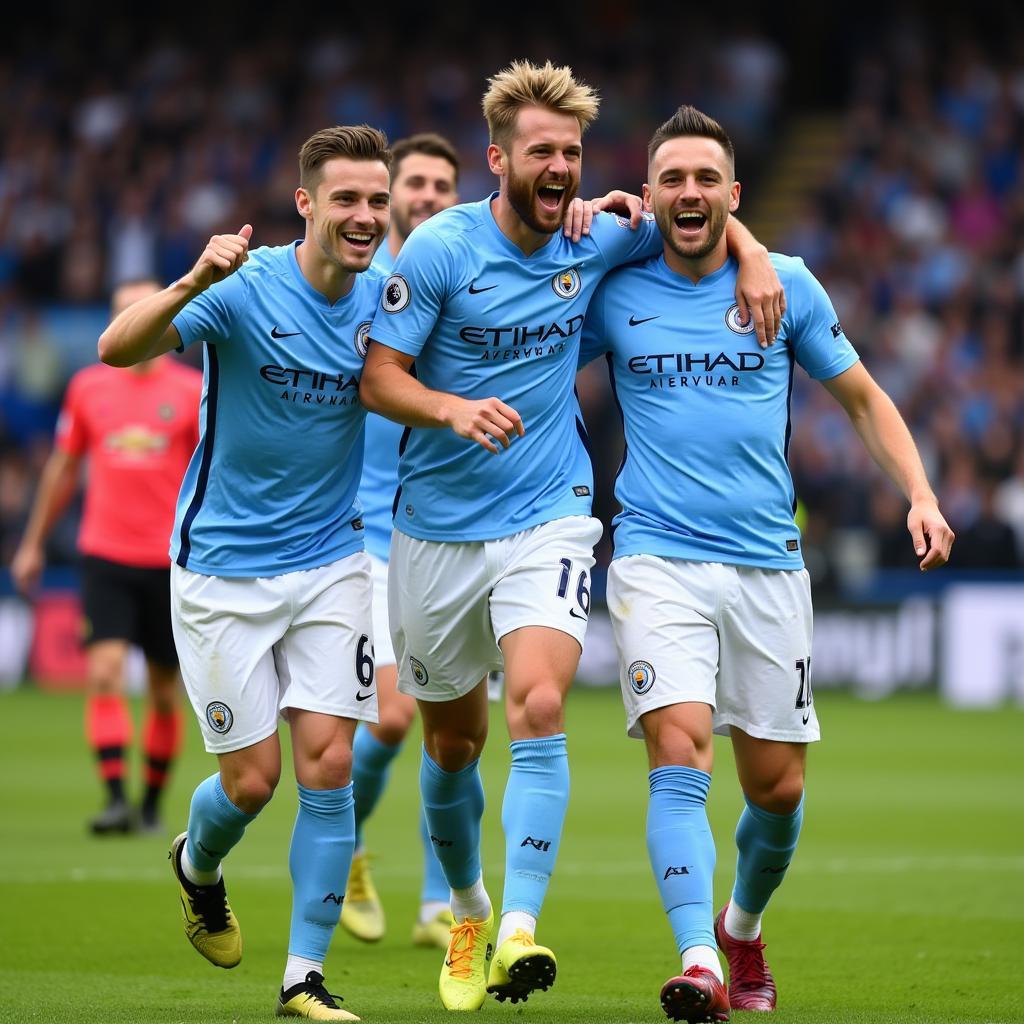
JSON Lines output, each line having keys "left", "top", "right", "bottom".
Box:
{"left": 206, "top": 701, "right": 234, "bottom": 734}
{"left": 725, "top": 304, "right": 756, "bottom": 335}
{"left": 628, "top": 660, "right": 656, "bottom": 695}
{"left": 551, "top": 267, "right": 581, "bottom": 300}
{"left": 410, "top": 657, "right": 429, "bottom": 686}
{"left": 381, "top": 274, "right": 410, "bottom": 313}
{"left": 354, "top": 320, "right": 372, "bottom": 359}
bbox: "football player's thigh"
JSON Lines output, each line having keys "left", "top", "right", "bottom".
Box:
{"left": 716, "top": 567, "right": 818, "bottom": 743}
{"left": 388, "top": 531, "right": 497, "bottom": 702}
{"left": 276, "top": 552, "right": 377, "bottom": 723}
{"left": 607, "top": 555, "right": 720, "bottom": 740}
{"left": 170, "top": 564, "right": 286, "bottom": 753}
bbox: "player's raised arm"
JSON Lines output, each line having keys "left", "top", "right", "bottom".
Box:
{"left": 724, "top": 217, "right": 784, "bottom": 349}
{"left": 823, "top": 361, "right": 954, "bottom": 571}
{"left": 98, "top": 225, "right": 253, "bottom": 367}
{"left": 360, "top": 341, "right": 524, "bottom": 456}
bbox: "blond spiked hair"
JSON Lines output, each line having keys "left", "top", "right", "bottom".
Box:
{"left": 482, "top": 60, "right": 600, "bottom": 148}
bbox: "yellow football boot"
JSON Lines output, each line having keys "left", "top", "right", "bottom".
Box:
{"left": 412, "top": 906, "right": 455, "bottom": 949}
{"left": 340, "top": 850, "right": 385, "bottom": 942}
{"left": 486, "top": 929, "right": 557, "bottom": 1004}
{"left": 169, "top": 832, "right": 241, "bottom": 968}
{"left": 438, "top": 909, "right": 494, "bottom": 1011}
{"left": 276, "top": 971, "right": 359, "bottom": 1021}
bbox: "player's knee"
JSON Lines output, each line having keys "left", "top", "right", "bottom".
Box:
{"left": 88, "top": 666, "right": 122, "bottom": 696}
{"left": 225, "top": 770, "right": 279, "bottom": 814}
{"left": 749, "top": 774, "right": 804, "bottom": 816}
{"left": 312, "top": 741, "right": 353, "bottom": 789}
{"left": 374, "top": 704, "right": 415, "bottom": 747}
{"left": 518, "top": 683, "right": 565, "bottom": 736}
{"left": 425, "top": 729, "right": 486, "bottom": 771}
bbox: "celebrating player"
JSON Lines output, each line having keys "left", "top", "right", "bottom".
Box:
{"left": 98, "top": 125, "right": 392, "bottom": 1022}
{"left": 359, "top": 61, "right": 783, "bottom": 1012}
{"left": 12, "top": 280, "right": 200, "bottom": 836}
{"left": 580, "top": 105, "right": 954, "bottom": 1022}
{"left": 344, "top": 132, "right": 461, "bottom": 949}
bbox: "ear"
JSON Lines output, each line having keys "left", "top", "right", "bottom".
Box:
{"left": 641, "top": 183, "right": 653, "bottom": 213}
{"left": 729, "top": 181, "right": 741, "bottom": 214}
{"left": 486, "top": 143, "right": 505, "bottom": 177}
{"left": 295, "top": 186, "right": 313, "bottom": 221}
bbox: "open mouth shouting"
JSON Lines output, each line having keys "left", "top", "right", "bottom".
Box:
{"left": 674, "top": 209, "right": 708, "bottom": 235}
{"left": 537, "top": 181, "right": 569, "bottom": 213}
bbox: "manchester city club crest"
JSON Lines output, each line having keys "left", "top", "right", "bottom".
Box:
{"left": 381, "top": 274, "right": 410, "bottom": 313}
{"left": 206, "top": 701, "right": 234, "bottom": 734}
{"left": 627, "top": 660, "right": 656, "bottom": 695}
{"left": 551, "top": 266, "right": 582, "bottom": 299}
{"left": 410, "top": 657, "right": 429, "bottom": 686}
{"left": 354, "top": 320, "right": 372, "bottom": 359}
{"left": 725, "top": 304, "right": 757, "bottom": 335}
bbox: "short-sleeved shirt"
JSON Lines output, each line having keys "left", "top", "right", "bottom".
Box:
{"left": 580, "top": 253, "right": 859, "bottom": 570}
{"left": 368, "top": 197, "right": 662, "bottom": 542}
{"left": 357, "top": 241, "right": 405, "bottom": 562}
{"left": 56, "top": 360, "right": 202, "bottom": 568}
{"left": 170, "top": 243, "right": 383, "bottom": 577}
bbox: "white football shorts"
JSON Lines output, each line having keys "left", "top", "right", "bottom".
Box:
{"left": 389, "top": 515, "right": 603, "bottom": 702}
{"left": 607, "top": 555, "right": 819, "bottom": 743}
{"left": 368, "top": 553, "right": 396, "bottom": 668}
{"left": 171, "top": 552, "right": 378, "bottom": 753}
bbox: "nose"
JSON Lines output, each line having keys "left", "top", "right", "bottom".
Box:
{"left": 548, "top": 152, "right": 570, "bottom": 178}
{"left": 680, "top": 175, "right": 701, "bottom": 200}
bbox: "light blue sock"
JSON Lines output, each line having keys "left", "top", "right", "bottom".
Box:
{"left": 732, "top": 794, "right": 804, "bottom": 914}
{"left": 287, "top": 783, "right": 355, "bottom": 960}
{"left": 647, "top": 766, "right": 716, "bottom": 954}
{"left": 420, "top": 808, "right": 450, "bottom": 904}
{"left": 500, "top": 734, "right": 569, "bottom": 916}
{"left": 186, "top": 774, "right": 258, "bottom": 872}
{"left": 419, "top": 748, "right": 485, "bottom": 890}
{"left": 351, "top": 725, "right": 402, "bottom": 847}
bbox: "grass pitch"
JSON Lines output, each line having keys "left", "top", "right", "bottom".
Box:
{"left": 0, "top": 686, "right": 1021, "bottom": 1023}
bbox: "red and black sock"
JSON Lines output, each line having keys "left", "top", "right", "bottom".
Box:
{"left": 86, "top": 694, "right": 132, "bottom": 803}
{"left": 142, "top": 707, "right": 183, "bottom": 813}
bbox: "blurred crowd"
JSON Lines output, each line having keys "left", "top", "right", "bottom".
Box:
{"left": 1, "top": 8, "right": 1021, "bottom": 590}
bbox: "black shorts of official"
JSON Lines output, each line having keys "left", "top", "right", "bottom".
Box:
{"left": 79, "top": 555, "right": 178, "bottom": 668}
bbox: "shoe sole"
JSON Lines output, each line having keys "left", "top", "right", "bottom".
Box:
{"left": 488, "top": 953, "right": 556, "bottom": 1004}
{"left": 660, "top": 979, "right": 729, "bottom": 1023}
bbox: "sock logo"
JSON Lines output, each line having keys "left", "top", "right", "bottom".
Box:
{"left": 322, "top": 892, "right": 344, "bottom": 904}
{"left": 205, "top": 701, "right": 234, "bottom": 734}
{"left": 520, "top": 836, "right": 552, "bottom": 852}
{"left": 760, "top": 863, "right": 790, "bottom": 874}
{"left": 196, "top": 839, "right": 221, "bottom": 859}
{"left": 430, "top": 834, "right": 453, "bottom": 848}
{"left": 663, "top": 865, "right": 691, "bottom": 879}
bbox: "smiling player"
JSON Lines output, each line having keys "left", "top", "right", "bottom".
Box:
{"left": 580, "top": 105, "right": 954, "bottom": 1022}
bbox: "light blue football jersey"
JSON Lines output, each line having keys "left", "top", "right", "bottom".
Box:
{"left": 367, "top": 196, "right": 661, "bottom": 541}
{"left": 580, "top": 253, "right": 859, "bottom": 569}
{"left": 170, "top": 243, "right": 384, "bottom": 576}
{"left": 357, "top": 240, "right": 404, "bottom": 561}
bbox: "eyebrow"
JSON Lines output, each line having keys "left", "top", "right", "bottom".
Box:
{"left": 658, "top": 166, "right": 723, "bottom": 181}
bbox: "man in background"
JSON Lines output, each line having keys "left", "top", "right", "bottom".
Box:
{"left": 12, "top": 279, "right": 201, "bottom": 835}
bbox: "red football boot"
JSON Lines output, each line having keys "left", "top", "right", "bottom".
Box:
{"left": 660, "top": 965, "right": 730, "bottom": 1022}
{"left": 714, "top": 903, "right": 777, "bottom": 1011}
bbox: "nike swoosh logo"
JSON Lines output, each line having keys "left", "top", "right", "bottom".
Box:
{"left": 468, "top": 282, "right": 498, "bottom": 294}
{"left": 569, "top": 608, "right": 587, "bottom": 620}
{"left": 271, "top": 326, "right": 302, "bottom": 338}
{"left": 628, "top": 315, "right": 660, "bottom": 327}
{"left": 355, "top": 691, "right": 375, "bottom": 702}
{"left": 802, "top": 710, "right": 811, "bottom": 725}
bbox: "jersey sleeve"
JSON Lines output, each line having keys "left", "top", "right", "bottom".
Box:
{"left": 579, "top": 279, "right": 611, "bottom": 368}
{"left": 783, "top": 258, "right": 860, "bottom": 381}
{"left": 589, "top": 211, "right": 662, "bottom": 270}
{"left": 54, "top": 373, "right": 87, "bottom": 456}
{"left": 171, "top": 272, "right": 248, "bottom": 350}
{"left": 367, "top": 226, "right": 454, "bottom": 358}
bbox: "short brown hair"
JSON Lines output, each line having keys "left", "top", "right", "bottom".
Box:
{"left": 298, "top": 125, "right": 392, "bottom": 190}
{"left": 647, "top": 105, "right": 735, "bottom": 173}
{"left": 392, "top": 132, "right": 460, "bottom": 184}
{"left": 482, "top": 60, "right": 599, "bottom": 149}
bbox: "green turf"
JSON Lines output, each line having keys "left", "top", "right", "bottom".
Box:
{"left": 1, "top": 686, "right": 1022, "bottom": 1023}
